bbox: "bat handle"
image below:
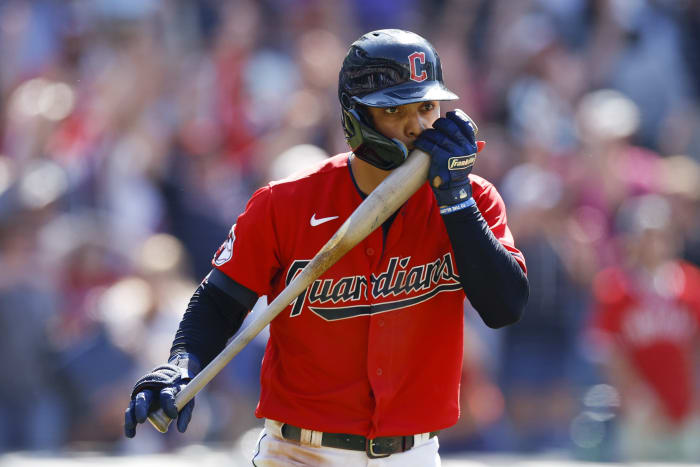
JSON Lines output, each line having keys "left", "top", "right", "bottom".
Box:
{"left": 147, "top": 408, "right": 173, "bottom": 433}
{"left": 146, "top": 371, "right": 198, "bottom": 433}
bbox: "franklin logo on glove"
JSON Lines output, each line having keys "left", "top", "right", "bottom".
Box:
{"left": 448, "top": 155, "right": 476, "bottom": 170}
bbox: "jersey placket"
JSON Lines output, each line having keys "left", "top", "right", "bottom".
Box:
{"left": 365, "top": 204, "right": 407, "bottom": 436}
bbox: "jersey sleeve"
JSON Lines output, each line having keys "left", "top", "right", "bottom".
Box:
{"left": 212, "top": 185, "right": 281, "bottom": 298}
{"left": 472, "top": 176, "right": 527, "bottom": 273}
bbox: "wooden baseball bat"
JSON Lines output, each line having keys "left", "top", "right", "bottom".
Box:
{"left": 147, "top": 148, "right": 432, "bottom": 433}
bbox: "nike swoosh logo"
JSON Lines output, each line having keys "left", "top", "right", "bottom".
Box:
{"left": 310, "top": 213, "right": 339, "bottom": 227}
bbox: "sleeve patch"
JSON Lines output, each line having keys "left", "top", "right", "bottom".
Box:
{"left": 213, "top": 225, "right": 235, "bottom": 266}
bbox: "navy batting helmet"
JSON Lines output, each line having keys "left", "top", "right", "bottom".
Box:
{"left": 339, "top": 29, "right": 458, "bottom": 170}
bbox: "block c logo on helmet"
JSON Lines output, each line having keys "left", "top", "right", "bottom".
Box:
{"left": 409, "top": 51, "right": 427, "bottom": 82}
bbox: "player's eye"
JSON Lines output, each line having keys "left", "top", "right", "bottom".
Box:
{"left": 421, "top": 102, "right": 436, "bottom": 111}
{"left": 384, "top": 107, "right": 399, "bottom": 114}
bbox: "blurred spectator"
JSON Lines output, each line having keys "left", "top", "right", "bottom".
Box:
{"left": 657, "top": 155, "right": 700, "bottom": 267}
{"left": 44, "top": 219, "right": 134, "bottom": 447}
{"left": 569, "top": 88, "right": 663, "bottom": 271}
{"left": 0, "top": 215, "right": 64, "bottom": 451}
{"left": 589, "top": 1, "right": 694, "bottom": 153}
{"left": 586, "top": 194, "right": 700, "bottom": 461}
{"left": 498, "top": 161, "right": 588, "bottom": 453}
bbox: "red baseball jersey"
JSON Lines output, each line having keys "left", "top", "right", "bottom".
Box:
{"left": 213, "top": 153, "right": 525, "bottom": 437}
{"left": 589, "top": 262, "right": 700, "bottom": 423}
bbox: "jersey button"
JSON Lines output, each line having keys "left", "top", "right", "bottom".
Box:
{"left": 378, "top": 319, "right": 385, "bottom": 327}
{"left": 366, "top": 247, "right": 375, "bottom": 256}
{"left": 376, "top": 368, "right": 383, "bottom": 376}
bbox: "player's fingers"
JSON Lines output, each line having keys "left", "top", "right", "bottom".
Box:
{"left": 125, "top": 399, "right": 137, "bottom": 438}
{"left": 446, "top": 110, "right": 477, "bottom": 139}
{"left": 415, "top": 129, "right": 454, "bottom": 156}
{"left": 133, "top": 390, "right": 153, "bottom": 423}
{"left": 160, "top": 386, "right": 179, "bottom": 419}
{"left": 177, "top": 399, "right": 195, "bottom": 433}
{"left": 423, "top": 129, "right": 464, "bottom": 158}
{"left": 433, "top": 117, "right": 471, "bottom": 146}
{"left": 426, "top": 125, "right": 469, "bottom": 151}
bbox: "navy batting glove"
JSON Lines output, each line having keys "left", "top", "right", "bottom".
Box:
{"left": 414, "top": 109, "right": 485, "bottom": 214}
{"left": 124, "top": 353, "right": 200, "bottom": 438}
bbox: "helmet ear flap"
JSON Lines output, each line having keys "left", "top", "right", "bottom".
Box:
{"left": 341, "top": 107, "right": 407, "bottom": 171}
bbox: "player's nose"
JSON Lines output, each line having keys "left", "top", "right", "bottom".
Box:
{"left": 405, "top": 111, "right": 429, "bottom": 141}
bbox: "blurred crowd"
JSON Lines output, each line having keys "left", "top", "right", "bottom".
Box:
{"left": 2, "top": 0, "right": 700, "bottom": 462}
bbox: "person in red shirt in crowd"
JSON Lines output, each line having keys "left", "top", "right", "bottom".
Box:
{"left": 123, "top": 29, "right": 528, "bottom": 466}
{"left": 588, "top": 193, "right": 700, "bottom": 461}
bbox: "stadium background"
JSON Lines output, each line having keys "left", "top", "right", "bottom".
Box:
{"left": 1, "top": 0, "right": 700, "bottom": 465}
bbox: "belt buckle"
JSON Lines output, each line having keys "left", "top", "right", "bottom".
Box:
{"left": 366, "top": 438, "right": 391, "bottom": 459}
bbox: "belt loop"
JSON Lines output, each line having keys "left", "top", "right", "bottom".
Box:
{"left": 300, "top": 428, "right": 312, "bottom": 445}
{"left": 265, "top": 419, "right": 285, "bottom": 440}
{"left": 413, "top": 432, "right": 429, "bottom": 446}
{"left": 310, "top": 429, "right": 323, "bottom": 448}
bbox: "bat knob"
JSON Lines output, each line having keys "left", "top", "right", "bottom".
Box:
{"left": 148, "top": 408, "right": 173, "bottom": 433}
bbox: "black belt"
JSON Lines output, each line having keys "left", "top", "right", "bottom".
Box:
{"left": 279, "top": 423, "right": 439, "bottom": 459}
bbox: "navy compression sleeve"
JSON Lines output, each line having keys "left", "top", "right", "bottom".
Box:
{"left": 442, "top": 203, "right": 529, "bottom": 328}
{"left": 170, "top": 270, "right": 257, "bottom": 366}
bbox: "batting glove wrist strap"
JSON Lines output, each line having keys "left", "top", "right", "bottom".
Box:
{"left": 414, "top": 109, "right": 482, "bottom": 209}
{"left": 439, "top": 198, "right": 476, "bottom": 215}
{"left": 168, "top": 352, "right": 201, "bottom": 380}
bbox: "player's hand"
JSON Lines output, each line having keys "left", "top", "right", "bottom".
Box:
{"left": 124, "top": 353, "right": 200, "bottom": 437}
{"left": 414, "top": 109, "right": 485, "bottom": 212}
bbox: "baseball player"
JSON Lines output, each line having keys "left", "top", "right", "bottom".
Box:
{"left": 588, "top": 195, "right": 700, "bottom": 460}
{"left": 125, "top": 29, "right": 529, "bottom": 466}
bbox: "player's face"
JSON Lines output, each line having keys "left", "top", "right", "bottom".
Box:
{"left": 366, "top": 101, "right": 440, "bottom": 150}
